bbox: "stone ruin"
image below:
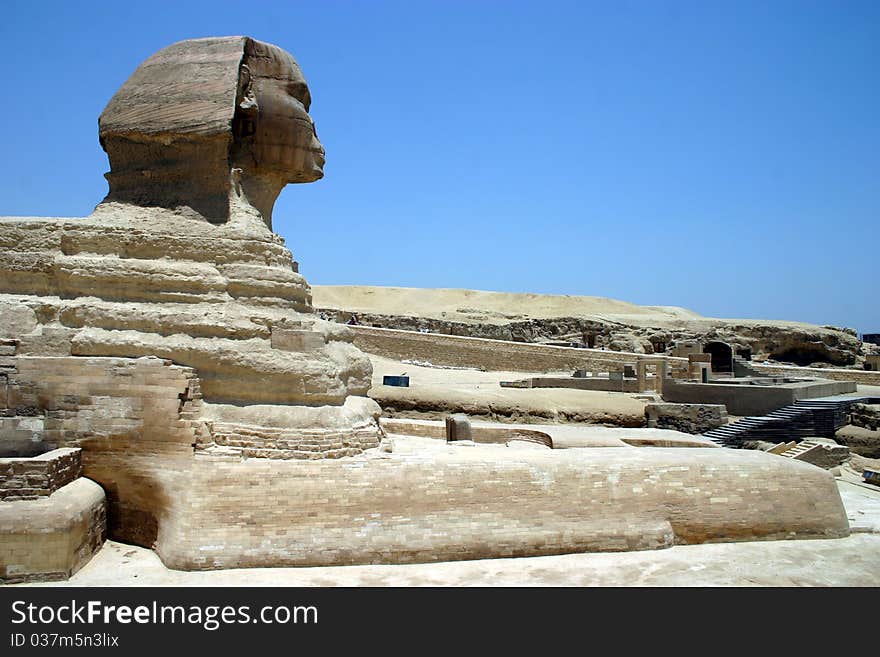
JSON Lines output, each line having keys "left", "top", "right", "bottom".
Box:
{"left": 0, "top": 36, "right": 853, "bottom": 580}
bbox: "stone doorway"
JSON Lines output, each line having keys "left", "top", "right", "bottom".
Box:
{"left": 703, "top": 341, "right": 733, "bottom": 374}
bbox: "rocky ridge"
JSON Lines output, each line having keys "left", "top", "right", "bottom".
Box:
{"left": 313, "top": 285, "right": 873, "bottom": 368}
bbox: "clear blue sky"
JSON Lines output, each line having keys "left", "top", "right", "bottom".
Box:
{"left": 3, "top": 1, "right": 878, "bottom": 331}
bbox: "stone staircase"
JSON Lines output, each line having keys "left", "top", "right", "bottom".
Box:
{"left": 732, "top": 355, "right": 765, "bottom": 378}
{"left": 702, "top": 396, "right": 873, "bottom": 447}
{"left": 777, "top": 440, "right": 823, "bottom": 459}
{"left": 773, "top": 439, "right": 850, "bottom": 468}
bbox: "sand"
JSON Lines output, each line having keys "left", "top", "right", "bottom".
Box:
{"left": 312, "top": 285, "right": 831, "bottom": 330}
{"left": 367, "top": 355, "right": 648, "bottom": 425}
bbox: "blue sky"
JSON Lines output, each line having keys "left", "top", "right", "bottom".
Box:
{"left": 3, "top": 1, "right": 878, "bottom": 331}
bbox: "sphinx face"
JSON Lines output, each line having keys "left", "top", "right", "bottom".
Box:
{"left": 237, "top": 40, "right": 325, "bottom": 183}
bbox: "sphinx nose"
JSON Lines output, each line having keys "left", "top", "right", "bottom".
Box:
{"left": 311, "top": 129, "right": 323, "bottom": 154}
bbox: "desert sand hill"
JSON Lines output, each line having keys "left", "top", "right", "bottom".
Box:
{"left": 311, "top": 285, "right": 867, "bottom": 367}
{"left": 311, "top": 285, "right": 827, "bottom": 331}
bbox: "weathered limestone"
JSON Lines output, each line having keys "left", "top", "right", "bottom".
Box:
{"left": 157, "top": 444, "right": 849, "bottom": 569}
{"left": 637, "top": 357, "right": 668, "bottom": 393}
{"left": 645, "top": 403, "right": 728, "bottom": 435}
{"left": 99, "top": 37, "right": 324, "bottom": 227}
{"left": 0, "top": 36, "right": 375, "bottom": 412}
{"left": 779, "top": 440, "right": 850, "bottom": 469}
{"left": 0, "top": 36, "right": 855, "bottom": 573}
{"left": 688, "top": 353, "right": 712, "bottom": 377}
{"left": 0, "top": 37, "right": 381, "bottom": 556}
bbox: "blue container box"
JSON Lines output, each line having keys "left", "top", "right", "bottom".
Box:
{"left": 383, "top": 375, "right": 410, "bottom": 387}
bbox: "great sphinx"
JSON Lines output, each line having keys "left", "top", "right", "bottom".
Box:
{"left": 0, "top": 37, "right": 849, "bottom": 571}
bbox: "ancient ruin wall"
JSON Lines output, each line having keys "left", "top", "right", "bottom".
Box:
{"left": 750, "top": 362, "right": 880, "bottom": 386}
{"left": 349, "top": 326, "right": 689, "bottom": 374}
{"left": 0, "top": 478, "right": 106, "bottom": 583}
{"left": 645, "top": 403, "right": 727, "bottom": 435}
{"left": 0, "top": 448, "right": 83, "bottom": 501}
{"left": 350, "top": 326, "right": 880, "bottom": 385}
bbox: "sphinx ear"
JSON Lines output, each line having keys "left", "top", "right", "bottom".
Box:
{"left": 237, "top": 64, "right": 258, "bottom": 113}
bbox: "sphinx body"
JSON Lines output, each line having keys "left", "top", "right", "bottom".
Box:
{"left": 0, "top": 37, "right": 850, "bottom": 570}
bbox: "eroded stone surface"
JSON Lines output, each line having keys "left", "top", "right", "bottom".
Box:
{"left": 0, "top": 37, "right": 382, "bottom": 560}
{"left": 0, "top": 36, "right": 856, "bottom": 573}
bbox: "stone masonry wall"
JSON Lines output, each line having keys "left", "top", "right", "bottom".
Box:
{"left": 350, "top": 326, "right": 689, "bottom": 375}
{"left": 850, "top": 404, "right": 880, "bottom": 431}
{"left": 752, "top": 362, "right": 880, "bottom": 386}
{"left": 1, "top": 355, "right": 381, "bottom": 550}
{"left": 205, "top": 422, "right": 380, "bottom": 459}
{"left": 154, "top": 446, "right": 849, "bottom": 570}
{"left": 645, "top": 403, "right": 727, "bottom": 435}
{"left": 1, "top": 355, "right": 204, "bottom": 546}
{"left": 0, "top": 447, "right": 83, "bottom": 501}
{"left": 0, "top": 478, "right": 106, "bottom": 583}
{"left": 349, "top": 326, "right": 878, "bottom": 385}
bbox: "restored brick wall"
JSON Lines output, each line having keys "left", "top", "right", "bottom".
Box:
{"left": 0, "top": 447, "right": 83, "bottom": 501}
{"left": 0, "top": 355, "right": 380, "bottom": 551}
{"left": 152, "top": 446, "right": 849, "bottom": 570}
{"left": 1, "top": 355, "right": 204, "bottom": 546}
{"left": 206, "top": 423, "right": 379, "bottom": 459}
{"left": 0, "top": 477, "right": 106, "bottom": 583}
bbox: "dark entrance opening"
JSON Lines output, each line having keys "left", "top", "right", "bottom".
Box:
{"left": 736, "top": 347, "right": 752, "bottom": 360}
{"left": 704, "top": 341, "right": 733, "bottom": 374}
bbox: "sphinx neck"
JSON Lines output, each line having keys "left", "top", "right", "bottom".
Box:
{"left": 234, "top": 172, "right": 284, "bottom": 231}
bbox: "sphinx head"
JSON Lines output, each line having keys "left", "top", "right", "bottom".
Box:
{"left": 98, "top": 36, "right": 323, "bottom": 227}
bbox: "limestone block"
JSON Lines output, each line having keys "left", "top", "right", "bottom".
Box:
{"left": 851, "top": 404, "right": 880, "bottom": 431}
{"left": 0, "top": 303, "right": 37, "bottom": 339}
{"left": 0, "top": 417, "right": 47, "bottom": 457}
{"left": 792, "top": 442, "right": 850, "bottom": 469}
{"left": 445, "top": 414, "right": 472, "bottom": 442}
{"left": 271, "top": 328, "right": 325, "bottom": 353}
